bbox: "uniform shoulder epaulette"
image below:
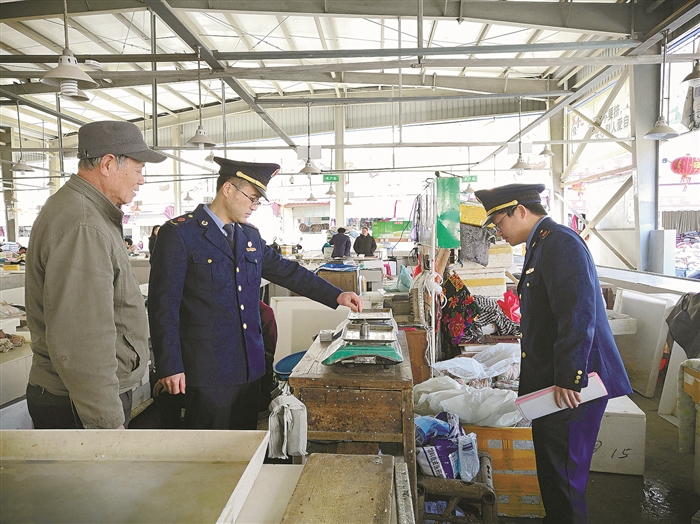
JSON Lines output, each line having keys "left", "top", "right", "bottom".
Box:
{"left": 240, "top": 222, "right": 259, "bottom": 231}
{"left": 538, "top": 227, "right": 551, "bottom": 240}
{"left": 169, "top": 213, "right": 196, "bottom": 226}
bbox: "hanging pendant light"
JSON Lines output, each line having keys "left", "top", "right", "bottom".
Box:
{"left": 511, "top": 97, "right": 531, "bottom": 175}
{"left": 299, "top": 103, "right": 320, "bottom": 174}
{"left": 204, "top": 151, "right": 215, "bottom": 162}
{"left": 645, "top": 31, "right": 679, "bottom": 140}
{"left": 60, "top": 89, "right": 89, "bottom": 102}
{"left": 539, "top": 145, "right": 554, "bottom": 157}
{"left": 40, "top": 0, "right": 98, "bottom": 99}
{"left": 306, "top": 175, "right": 317, "bottom": 201}
{"left": 325, "top": 184, "right": 336, "bottom": 196}
{"left": 682, "top": 59, "right": 700, "bottom": 87}
{"left": 183, "top": 191, "right": 194, "bottom": 202}
{"left": 11, "top": 101, "right": 34, "bottom": 173}
{"left": 344, "top": 192, "right": 353, "bottom": 206}
{"left": 187, "top": 46, "right": 215, "bottom": 149}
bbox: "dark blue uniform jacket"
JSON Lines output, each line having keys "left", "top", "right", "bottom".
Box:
{"left": 148, "top": 205, "right": 342, "bottom": 387}
{"left": 517, "top": 217, "right": 632, "bottom": 399}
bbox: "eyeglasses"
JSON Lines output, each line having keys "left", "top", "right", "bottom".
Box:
{"left": 492, "top": 212, "right": 509, "bottom": 232}
{"left": 231, "top": 183, "right": 261, "bottom": 207}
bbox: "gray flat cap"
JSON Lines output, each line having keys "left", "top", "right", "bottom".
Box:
{"left": 77, "top": 121, "right": 166, "bottom": 163}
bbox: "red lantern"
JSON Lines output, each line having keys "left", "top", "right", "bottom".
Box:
{"left": 670, "top": 154, "right": 700, "bottom": 191}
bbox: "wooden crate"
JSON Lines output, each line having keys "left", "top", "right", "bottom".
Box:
{"left": 317, "top": 269, "right": 359, "bottom": 293}
{"left": 288, "top": 330, "right": 417, "bottom": 512}
{"left": 402, "top": 328, "right": 431, "bottom": 385}
{"left": 0, "top": 429, "right": 269, "bottom": 523}
{"left": 281, "top": 454, "right": 396, "bottom": 524}
{"left": 462, "top": 425, "right": 546, "bottom": 518}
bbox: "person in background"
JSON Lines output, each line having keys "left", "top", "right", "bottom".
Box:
{"left": 24, "top": 120, "right": 166, "bottom": 429}
{"left": 148, "top": 225, "right": 160, "bottom": 255}
{"left": 148, "top": 158, "right": 363, "bottom": 430}
{"left": 475, "top": 183, "right": 631, "bottom": 524}
{"left": 124, "top": 237, "right": 138, "bottom": 254}
{"left": 353, "top": 226, "right": 377, "bottom": 256}
{"left": 329, "top": 227, "right": 351, "bottom": 258}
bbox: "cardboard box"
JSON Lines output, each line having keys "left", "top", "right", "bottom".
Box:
{"left": 591, "top": 395, "right": 646, "bottom": 476}
{"left": 695, "top": 403, "right": 700, "bottom": 496}
{"left": 317, "top": 269, "right": 359, "bottom": 294}
{"left": 462, "top": 425, "right": 545, "bottom": 518}
{"left": 684, "top": 366, "right": 700, "bottom": 403}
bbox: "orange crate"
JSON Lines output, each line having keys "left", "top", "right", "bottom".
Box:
{"left": 463, "top": 425, "right": 545, "bottom": 518}
{"left": 462, "top": 425, "right": 537, "bottom": 471}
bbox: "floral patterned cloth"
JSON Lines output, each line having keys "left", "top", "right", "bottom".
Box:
{"left": 441, "top": 271, "right": 480, "bottom": 359}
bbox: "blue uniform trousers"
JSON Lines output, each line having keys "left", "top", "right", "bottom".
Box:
{"left": 532, "top": 397, "right": 608, "bottom": 524}
{"left": 184, "top": 379, "right": 261, "bottom": 430}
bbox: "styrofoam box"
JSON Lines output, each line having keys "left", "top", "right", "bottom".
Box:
{"left": 460, "top": 243, "right": 514, "bottom": 270}
{"left": 591, "top": 395, "right": 646, "bottom": 475}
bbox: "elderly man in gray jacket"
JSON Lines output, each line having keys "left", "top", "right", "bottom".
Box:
{"left": 25, "top": 121, "right": 166, "bottom": 429}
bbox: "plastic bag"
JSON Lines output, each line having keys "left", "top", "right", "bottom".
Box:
{"left": 417, "top": 439, "right": 459, "bottom": 479}
{"left": 414, "top": 377, "right": 522, "bottom": 427}
{"left": 497, "top": 290, "right": 521, "bottom": 323}
{"left": 397, "top": 265, "right": 413, "bottom": 292}
{"left": 415, "top": 415, "right": 451, "bottom": 447}
{"left": 430, "top": 343, "right": 521, "bottom": 381}
{"left": 458, "top": 432, "right": 480, "bottom": 482}
{"left": 268, "top": 384, "right": 308, "bottom": 459}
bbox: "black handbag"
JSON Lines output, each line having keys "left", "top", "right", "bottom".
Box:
{"left": 665, "top": 292, "right": 700, "bottom": 358}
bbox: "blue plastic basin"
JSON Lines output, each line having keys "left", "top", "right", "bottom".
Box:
{"left": 273, "top": 351, "right": 307, "bottom": 381}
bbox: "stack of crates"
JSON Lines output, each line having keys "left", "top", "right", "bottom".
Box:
{"left": 462, "top": 425, "right": 546, "bottom": 518}
{"left": 453, "top": 242, "right": 513, "bottom": 298}
{"left": 457, "top": 202, "right": 513, "bottom": 298}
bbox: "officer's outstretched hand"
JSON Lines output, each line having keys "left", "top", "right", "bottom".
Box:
{"left": 337, "top": 291, "right": 363, "bottom": 312}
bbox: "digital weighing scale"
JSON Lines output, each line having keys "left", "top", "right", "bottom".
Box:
{"left": 322, "top": 309, "right": 404, "bottom": 366}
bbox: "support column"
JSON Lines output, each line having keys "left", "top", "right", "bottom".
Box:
{"left": 630, "top": 61, "right": 661, "bottom": 271}
{"left": 0, "top": 126, "right": 17, "bottom": 242}
{"left": 173, "top": 126, "right": 182, "bottom": 217}
{"left": 49, "top": 154, "right": 61, "bottom": 195}
{"left": 549, "top": 110, "right": 565, "bottom": 224}
{"left": 334, "top": 105, "right": 346, "bottom": 227}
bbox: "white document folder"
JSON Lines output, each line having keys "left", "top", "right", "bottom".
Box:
{"left": 515, "top": 372, "right": 608, "bottom": 420}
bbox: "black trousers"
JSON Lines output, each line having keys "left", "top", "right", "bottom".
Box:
{"left": 184, "top": 379, "right": 261, "bottom": 430}
{"left": 26, "top": 383, "right": 133, "bottom": 429}
{"left": 532, "top": 396, "right": 608, "bottom": 524}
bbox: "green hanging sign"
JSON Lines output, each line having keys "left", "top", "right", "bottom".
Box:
{"left": 462, "top": 175, "right": 478, "bottom": 182}
{"left": 323, "top": 174, "right": 340, "bottom": 182}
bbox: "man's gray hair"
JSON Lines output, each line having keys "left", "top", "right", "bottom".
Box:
{"left": 78, "top": 154, "right": 129, "bottom": 171}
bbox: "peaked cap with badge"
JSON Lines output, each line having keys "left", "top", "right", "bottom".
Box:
{"left": 474, "top": 183, "right": 546, "bottom": 225}
{"left": 214, "top": 157, "right": 280, "bottom": 201}
{"left": 77, "top": 121, "right": 167, "bottom": 163}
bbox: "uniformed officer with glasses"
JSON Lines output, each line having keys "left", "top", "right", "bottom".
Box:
{"left": 475, "top": 183, "right": 631, "bottom": 524}
{"left": 148, "top": 158, "right": 362, "bottom": 430}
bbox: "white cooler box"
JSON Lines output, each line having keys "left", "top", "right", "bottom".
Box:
{"left": 591, "top": 395, "right": 646, "bottom": 475}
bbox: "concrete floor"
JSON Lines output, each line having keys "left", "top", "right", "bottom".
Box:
{"left": 131, "top": 381, "right": 699, "bottom": 524}
{"left": 499, "top": 382, "right": 699, "bottom": 524}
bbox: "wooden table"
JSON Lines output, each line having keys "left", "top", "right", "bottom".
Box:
{"left": 288, "top": 329, "right": 417, "bottom": 509}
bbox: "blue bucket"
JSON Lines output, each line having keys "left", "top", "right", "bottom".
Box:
{"left": 273, "top": 351, "right": 307, "bottom": 381}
